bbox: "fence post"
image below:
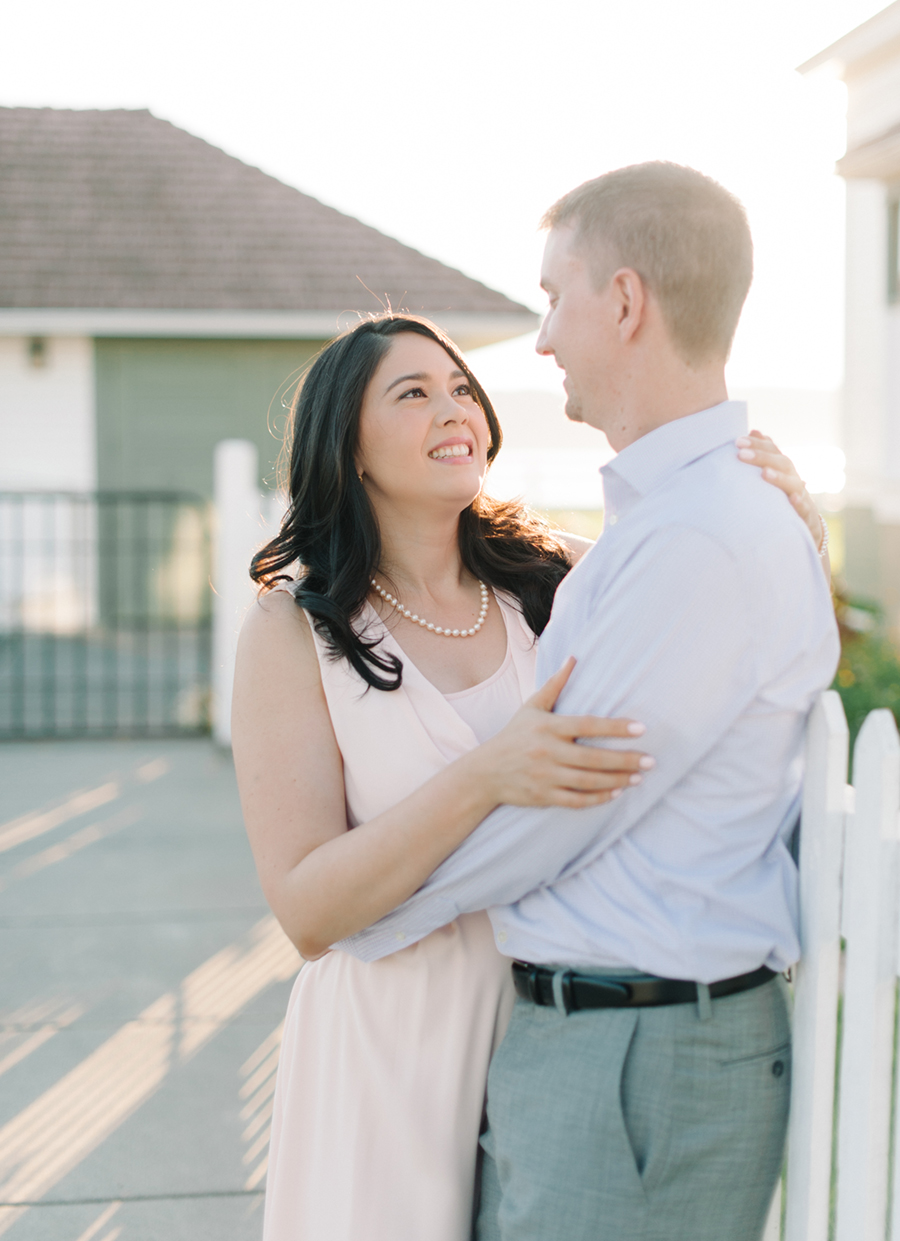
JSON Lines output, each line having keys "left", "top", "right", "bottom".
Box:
{"left": 212, "top": 440, "right": 262, "bottom": 747}
{"left": 834, "top": 709, "right": 900, "bottom": 1241}
{"left": 762, "top": 1180, "right": 782, "bottom": 1241}
{"left": 783, "top": 690, "right": 849, "bottom": 1241}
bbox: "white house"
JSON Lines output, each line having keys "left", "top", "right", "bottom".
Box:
{"left": 802, "top": 1, "right": 900, "bottom": 625}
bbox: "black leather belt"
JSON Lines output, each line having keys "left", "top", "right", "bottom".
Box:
{"left": 512, "top": 961, "right": 777, "bottom": 1015}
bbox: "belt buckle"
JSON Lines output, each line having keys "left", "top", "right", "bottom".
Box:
{"left": 590, "top": 978, "right": 632, "bottom": 1006}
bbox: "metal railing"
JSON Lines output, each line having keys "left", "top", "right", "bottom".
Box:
{"left": 0, "top": 491, "right": 212, "bottom": 738}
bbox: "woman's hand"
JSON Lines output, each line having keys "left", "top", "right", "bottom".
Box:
{"left": 467, "top": 657, "right": 652, "bottom": 810}
{"left": 737, "top": 432, "right": 827, "bottom": 553}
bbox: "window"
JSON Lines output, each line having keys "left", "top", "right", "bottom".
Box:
{"left": 889, "top": 196, "right": 900, "bottom": 304}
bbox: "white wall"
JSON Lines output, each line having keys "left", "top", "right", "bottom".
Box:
{"left": 840, "top": 19, "right": 900, "bottom": 520}
{"left": 0, "top": 336, "right": 96, "bottom": 491}
{"left": 846, "top": 52, "right": 900, "bottom": 149}
{"left": 843, "top": 179, "right": 889, "bottom": 510}
{"left": 883, "top": 306, "right": 900, "bottom": 517}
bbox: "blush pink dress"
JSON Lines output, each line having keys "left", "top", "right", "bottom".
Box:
{"left": 263, "top": 594, "right": 538, "bottom": 1241}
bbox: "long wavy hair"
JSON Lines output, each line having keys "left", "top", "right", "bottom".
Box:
{"left": 251, "top": 314, "right": 572, "bottom": 690}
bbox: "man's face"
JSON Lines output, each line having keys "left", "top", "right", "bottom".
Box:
{"left": 535, "top": 225, "right": 617, "bottom": 433}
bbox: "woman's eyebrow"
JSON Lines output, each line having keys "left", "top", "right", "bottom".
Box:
{"left": 383, "top": 369, "right": 467, "bottom": 396}
{"left": 384, "top": 371, "right": 427, "bottom": 395}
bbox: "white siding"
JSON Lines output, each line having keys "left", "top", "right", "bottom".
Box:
{"left": 843, "top": 180, "right": 888, "bottom": 510}
{"left": 846, "top": 52, "right": 900, "bottom": 149}
{"left": 884, "top": 306, "right": 900, "bottom": 517}
{"left": 0, "top": 336, "right": 95, "bottom": 491}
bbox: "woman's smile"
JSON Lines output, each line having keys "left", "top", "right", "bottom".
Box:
{"left": 428, "top": 437, "right": 474, "bottom": 463}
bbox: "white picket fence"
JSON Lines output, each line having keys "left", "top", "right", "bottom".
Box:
{"left": 764, "top": 690, "right": 900, "bottom": 1241}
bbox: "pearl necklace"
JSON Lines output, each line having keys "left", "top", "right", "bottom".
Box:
{"left": 370, "top": 578, "right": 490, "bottom": 638}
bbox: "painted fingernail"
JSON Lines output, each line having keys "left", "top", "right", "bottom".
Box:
{"left": 638, "top": 756, "right": 656, "bottom": 769}
{"left": 629, "top": 774, "right": 643, "bottom": 786}
{"left": 763, "top": 467, "right": 776, "bottom": 479}
{"left": 610, "top": 788, "right": 624, "bottom": 799}
{"left": 736, "top": 437, "right": 751, "bottom": 447}
{"left": 738, "top": 449, "right": 755, "bottom": 461}
{"left": 627, "top": 722, "right": 646, "bottom": 735}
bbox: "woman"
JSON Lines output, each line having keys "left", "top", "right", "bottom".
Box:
{"left": 231, "top": 314, "right": 827, "bottom": 1241}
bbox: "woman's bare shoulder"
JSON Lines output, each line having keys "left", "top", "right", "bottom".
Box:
{"left": 242, "top": 585, "right": 309, "bottom": 631}
{"left": 557, "top": 532, "right": 595, "bottom": 564}
{"left": 237, "top": 588, "right": 320, "bottom": 685}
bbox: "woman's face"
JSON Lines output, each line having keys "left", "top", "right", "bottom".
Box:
{"left": 355, "top": 333, "right": 491, "bottom": 515}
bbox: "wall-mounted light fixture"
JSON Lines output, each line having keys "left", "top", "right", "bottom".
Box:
{"left": 27, "top": 336, "right": 48, "bottom": 368}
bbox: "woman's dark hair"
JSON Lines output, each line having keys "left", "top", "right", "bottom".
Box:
{"left": 251, "top": 314, "right": 572, "bottom": 690}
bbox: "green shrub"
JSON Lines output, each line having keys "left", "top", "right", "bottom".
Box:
{"left": 832, "top": 589, "right": 900, "bottom": 750}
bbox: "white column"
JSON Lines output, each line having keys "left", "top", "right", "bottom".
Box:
{"left": 843, "top": 180, "right": 887, "bottom": 509}
{"left": 212, "top": 439, "right": 264, "bottom": 748}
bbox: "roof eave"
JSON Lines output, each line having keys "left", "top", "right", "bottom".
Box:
{"left": 0, "top": 307, "right": 540, "bottom": 349}
{"left": 798, "top": 0, "right": 900, "bottom": 77}
{"left": 837, "top": 124, "right": 900, "bottom": 179}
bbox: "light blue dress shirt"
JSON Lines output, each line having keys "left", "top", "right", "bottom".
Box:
{"left": 340, "top": 402, "right": 840, "bottom": 983}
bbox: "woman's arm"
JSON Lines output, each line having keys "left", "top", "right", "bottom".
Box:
{"left": 738, "top": 432, "right": 831, "bottom": 583}
{"left": 232, "top": 591, "right": 648, "bottom": 960}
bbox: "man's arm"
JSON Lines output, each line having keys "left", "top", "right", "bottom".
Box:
{"left": 338, "top": 525, "right": 764, "bottom": 961}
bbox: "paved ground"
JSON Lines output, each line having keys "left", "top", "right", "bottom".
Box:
{"left": 0, "top": 738, "right": 300, "bottom": 1241}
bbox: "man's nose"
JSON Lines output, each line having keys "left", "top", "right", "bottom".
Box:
{"left": 535, "top": 315, "right": 553, "bottom": 356}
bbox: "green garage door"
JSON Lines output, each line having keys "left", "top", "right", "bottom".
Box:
{"left": 95, "top": 338, "right": 324, "bottom": 497}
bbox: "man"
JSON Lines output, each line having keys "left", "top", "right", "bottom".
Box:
{"left": 342, "top": 162, "right": 839, "bottom": 1240}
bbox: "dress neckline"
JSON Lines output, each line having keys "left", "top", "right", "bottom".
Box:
{"left": 360, "top": 594, "right": 512, "bottom": 698}
{"left": 299, "top": 584, "right": 538, "bottom": 767}
{"left": 444, "top": 644, "right": 514, "bottom": 701}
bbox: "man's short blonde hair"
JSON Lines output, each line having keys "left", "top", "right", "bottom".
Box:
{"left": 542, "top": 163, "right": 753, "bottom": 366}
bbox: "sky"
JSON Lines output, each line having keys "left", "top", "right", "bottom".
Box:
{"left": 1, "top": 0, "right": 890, "bottom": 396}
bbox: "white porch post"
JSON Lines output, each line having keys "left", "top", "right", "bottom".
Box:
{"left": 212, "top": 439, "right": 262, "bottom": 747}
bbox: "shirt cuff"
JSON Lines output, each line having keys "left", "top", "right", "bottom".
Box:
{"left": 335, "top": 899, "right": 459, "bottom": 962}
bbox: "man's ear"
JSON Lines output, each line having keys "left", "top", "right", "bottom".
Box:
{"left": 611, "top": 267, "right": 646, "bottom": 344}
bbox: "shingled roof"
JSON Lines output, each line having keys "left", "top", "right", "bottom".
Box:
{"left": 0, "top": 107, "right": 536, "bottom": 344}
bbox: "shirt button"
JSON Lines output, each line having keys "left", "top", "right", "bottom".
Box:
{"left": 394, "top": 931, "right": 406, "bottom": 942}
{"left": 497, "top": 930, "right": 508, "bottom": 944}
{"left": 608, "top": 514, "right": 618, "bottom": 526}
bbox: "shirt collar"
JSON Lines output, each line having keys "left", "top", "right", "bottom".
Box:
{"left": 600, "top": 401, "right": 748, "bottom": 519}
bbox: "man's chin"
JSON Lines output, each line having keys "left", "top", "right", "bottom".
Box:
{"left": 564, "top": 395, "right": 583, "bottom": 424}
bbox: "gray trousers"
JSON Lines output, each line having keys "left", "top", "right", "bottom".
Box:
{"left": 475, "top": 976, "right": 790, "bottom": 1241}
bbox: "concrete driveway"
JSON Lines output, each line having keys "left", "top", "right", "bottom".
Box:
{"left": 0, "top": 738, "right": 300, "bottom": 1241}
